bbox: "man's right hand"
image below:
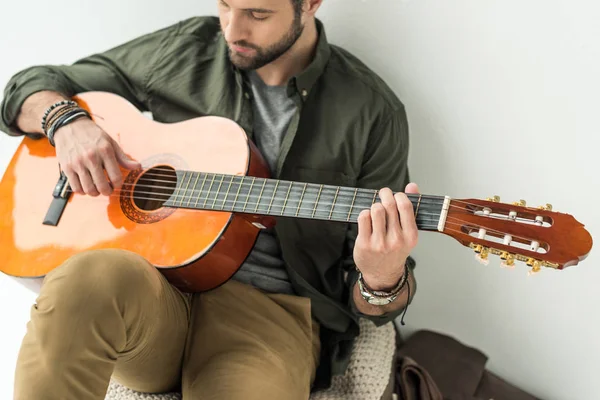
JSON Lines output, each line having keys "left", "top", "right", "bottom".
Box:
{"left": 54, "top": 118, "right": 141, "bottom": 196}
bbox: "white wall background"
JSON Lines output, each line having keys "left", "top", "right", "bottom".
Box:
{"left": 0, "top": 1, "right": 598, "bottom": 399}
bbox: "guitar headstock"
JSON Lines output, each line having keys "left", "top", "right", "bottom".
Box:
{"left": 441, "top": 195, "right": 593, "bottom": 274}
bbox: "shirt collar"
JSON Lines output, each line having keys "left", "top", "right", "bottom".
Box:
{"left": 230, "top": 18, "right": 331, "bottom": 102}
{"left": 292, "top": 18, "right": 331, "bottom": 101}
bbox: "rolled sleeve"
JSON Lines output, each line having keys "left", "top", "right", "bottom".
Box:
{"left": 0, "top": 23, "right": 176, "bottom": 136}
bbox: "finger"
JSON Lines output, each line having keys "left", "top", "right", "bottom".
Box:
{"left": 77, "top": 167, "right": 100, "bottom": 196}
{"left": 380, "top": 188, "right": 401, "bottom": 236}
{"left": 370, "top": 202, "right": 387, "bottom": 243}
{"left": 395, "top": 192, "right": 419, "bottom": 248}
{"left": 356, "top": 209, "right": 372, "bottom": 240}
{"left": 99, "top": 144, "right": 123, "bottom": 191}
{"left": 88, "top": 161, "right": 113, "bottom": 196}
{"left": 405, "top": 182, "right": 420, "bottom": 194}
{"left": 84, "top": 148, "right": 112, "bottom": 196}
{"left": 62, "top": 167, "right": 83, "bottom": 194}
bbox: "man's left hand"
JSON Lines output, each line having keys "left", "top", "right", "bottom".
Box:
{"left": 354, "top": 183, "right": 420, "bottom": 291}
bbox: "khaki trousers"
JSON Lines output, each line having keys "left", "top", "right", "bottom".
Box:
{"left": 14, "top": 249, "right": 320, "bottom": 400}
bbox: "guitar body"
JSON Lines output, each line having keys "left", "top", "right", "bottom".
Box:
{"left": 0, "top": 92, "right": 273, "bottom": 293}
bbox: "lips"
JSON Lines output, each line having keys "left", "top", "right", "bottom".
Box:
{"left": 232, "top": 44, "right": 254, "bottom": 54}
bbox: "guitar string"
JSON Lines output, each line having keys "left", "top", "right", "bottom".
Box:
{"left": 70, "top": 188, "right": 543, "bottom": 246}
{"left": 114, "top": 182, "right": 446, "bottom": 206}
{"left": 92, "top": 190, "right": 549, "bottom": 252}
{"left": 118, "top": 170, "right": 550, "bottom": 216}
{"left": 106, "top": 186, "right": 470, "bottom": 223}
{"left": 421, "top": 225, "right": 543, "bottom": 263}
{"left": 86, "top": 187, "right": 447, "bottom": 219}
{"left": 113, "top": 174, "right": 486, "bottom": 217}
{"left": 108, "top": 182, "right": 543, "bottom": 228}
{"left": 65, "top": 175, "right": 546, "bottom": 242}
{"left": 129, "top": 170, "right": 448, "bottom": 201}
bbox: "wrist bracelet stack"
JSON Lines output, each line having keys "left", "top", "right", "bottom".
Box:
{"left": 41, "top": 100, "right": 91, "bottom": 146}
{"left": 357, "top": 264, "right": 409, "bottom": 306}
{"left": 356, "top": 262, "right": 413, "bottom": 325}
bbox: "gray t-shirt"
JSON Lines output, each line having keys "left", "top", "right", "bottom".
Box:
{"left": 230, "top": 70, "right": 296, "bottom": 295}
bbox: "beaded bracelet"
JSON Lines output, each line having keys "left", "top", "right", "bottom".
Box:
{"left": 41, "top": 100, "right": 77, "bottom": 133}
{"left": 44, "top": 104, "right": 80, "bottom": 134}
{"left": 46, "top": 108, "right": 91, "bottom": 147}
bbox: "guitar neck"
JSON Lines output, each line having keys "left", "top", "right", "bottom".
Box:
{"left": 163, "top": 171, "right": 448, "bottom": 231}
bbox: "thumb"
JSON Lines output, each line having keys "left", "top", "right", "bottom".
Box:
{"left": 112, "top": 140, "right": 141, "bottom": 170}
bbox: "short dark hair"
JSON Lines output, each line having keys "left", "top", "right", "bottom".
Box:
{"left": 291, "top": 0, "right": 303, "bottom": 18}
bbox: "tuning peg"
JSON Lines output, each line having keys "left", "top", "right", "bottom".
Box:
{"left": 486, "top": 195, "right": 500, "bottom": 202}
{"left": 526, "top": 258, "right": 542, "bottom": 276}
{"left": 512, "top": 199, "right": 526, "bottom": 207}
{"left": 474, "top": 245, "right": 490, "bottom": 265}
{"left": 537, "top": 203, "right": 553, "bottom": 211}
{"left": 500, "top": 252, "right": 515, "bottom": 268}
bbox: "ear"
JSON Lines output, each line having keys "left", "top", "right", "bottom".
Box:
{"left": 304, "top": 0, "right": 324, "bottom": 17}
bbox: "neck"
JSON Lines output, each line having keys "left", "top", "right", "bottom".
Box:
{"left": 256, "top": 19, "right": 318, "bottom": 86}
{"left": 162, "top": 170, "right": 449, "bottom": 232}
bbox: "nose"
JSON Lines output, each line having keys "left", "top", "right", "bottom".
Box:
{"left": 223, "top": 10, "right": 248, "bottom": 44}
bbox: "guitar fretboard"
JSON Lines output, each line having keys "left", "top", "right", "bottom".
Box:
{"left": 163, "top": 171, "right": 445, "bottom": 231}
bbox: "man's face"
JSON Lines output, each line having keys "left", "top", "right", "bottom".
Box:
{"left": 218, "top": 0, "right": 304, "bottom": 70}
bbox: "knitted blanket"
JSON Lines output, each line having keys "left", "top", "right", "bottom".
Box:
{"left": 105, "top": 319, "right": 396, "bottom": 400}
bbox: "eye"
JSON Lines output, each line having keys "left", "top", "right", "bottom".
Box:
{"left": 250, "top": 12, "right": 269, "bottom": 20}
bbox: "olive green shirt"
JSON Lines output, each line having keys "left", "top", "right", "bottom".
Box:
{"left": 0, "top": 16, "right": 416, "bottom": 390}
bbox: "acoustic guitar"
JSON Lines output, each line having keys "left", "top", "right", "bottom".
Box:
{"left": 0, "top": 92, "right": 593, "bottom": 293}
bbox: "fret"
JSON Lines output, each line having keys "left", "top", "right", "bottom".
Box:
{"left": 281, "top": 181, "right": 293, "bottom": 216}
{"left": 211, "top": 174, "right": 225, "bottom": 209}
{"left": 347, "top": 188, "right": 358, "bottom": 221}
{"left": 222, "top": 175, "right": 235, "bottom": 210}
{"left": 194, "top": 173, "right": 208, "bottom": 208}
{"left": 329, "top": 186, "right": 340, "bottom": 220}
{"left": 296, "top": 183, "right": 307, "bottom": 217}
{"left": 243, "top": 177, "right": 255, "bottom": 212}
{"left": 203, "top": 174, "right": 216, "bottom": 208}
{"left": 165, "top": 171, "right": 446, "bottom": 229}
{"left": 349, "top": 188, "right": 372, "bottom": 220}
{"left": 312, "top": 185, "right": 323, "bottom": 218}
{"left": 415, "top": 194, "right": 422, "bottom": 219}
{"left": 267, "top": 180, "right": 280, "bottom": 214}
{"left": 232, "top": 176, "right": 244, "bottom": 211}
{"left": 171, "top": 171, "right": 184, "bottom": 205}
{"left": 255, "top": 179, "right": 267, "bottom": 212}
{"left": 181, "top": 172, "right": 194, "bottom": 207}
{"left": 176, "top": 171, "right": 190, "bottom": 206}
{"left": 187, "top": 172, "right": 201, "bottom": 207}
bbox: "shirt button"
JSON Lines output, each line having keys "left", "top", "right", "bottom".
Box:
{"left": 244, "top": 92, "right": 250, "bottom": 99}
{"left": 301, "top": 89, "right": 308, "bottom": 97}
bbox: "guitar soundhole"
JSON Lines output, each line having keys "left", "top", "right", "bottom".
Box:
{"left": 120, "top": 165, "right": 178, "bottom": 224}
{"left": 133, "top": 166, "right": 177, "bottom": 211}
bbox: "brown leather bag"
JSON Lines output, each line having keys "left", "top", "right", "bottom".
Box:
{"left": 394, "top": 330, "right": 542, "bottom": 400}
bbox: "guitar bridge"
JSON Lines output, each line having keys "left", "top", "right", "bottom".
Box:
{"left": 43, "top": 173, "right": 72, "bottom": 226}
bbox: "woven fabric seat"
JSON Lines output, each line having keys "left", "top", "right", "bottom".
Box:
{"left": 105, "top": 319, "right": 397, "bottom": 400}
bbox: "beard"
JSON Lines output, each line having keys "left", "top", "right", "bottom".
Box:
{"left": 226, "top": 17, "right": 304, "bottom": 71}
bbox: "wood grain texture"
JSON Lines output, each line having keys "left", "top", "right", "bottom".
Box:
{"left": 443, "top": 198, "right": 593, "bottom": 269}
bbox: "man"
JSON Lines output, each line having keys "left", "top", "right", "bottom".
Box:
{"left": 0, "top": 0, "right": 419, "bottom": 399}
